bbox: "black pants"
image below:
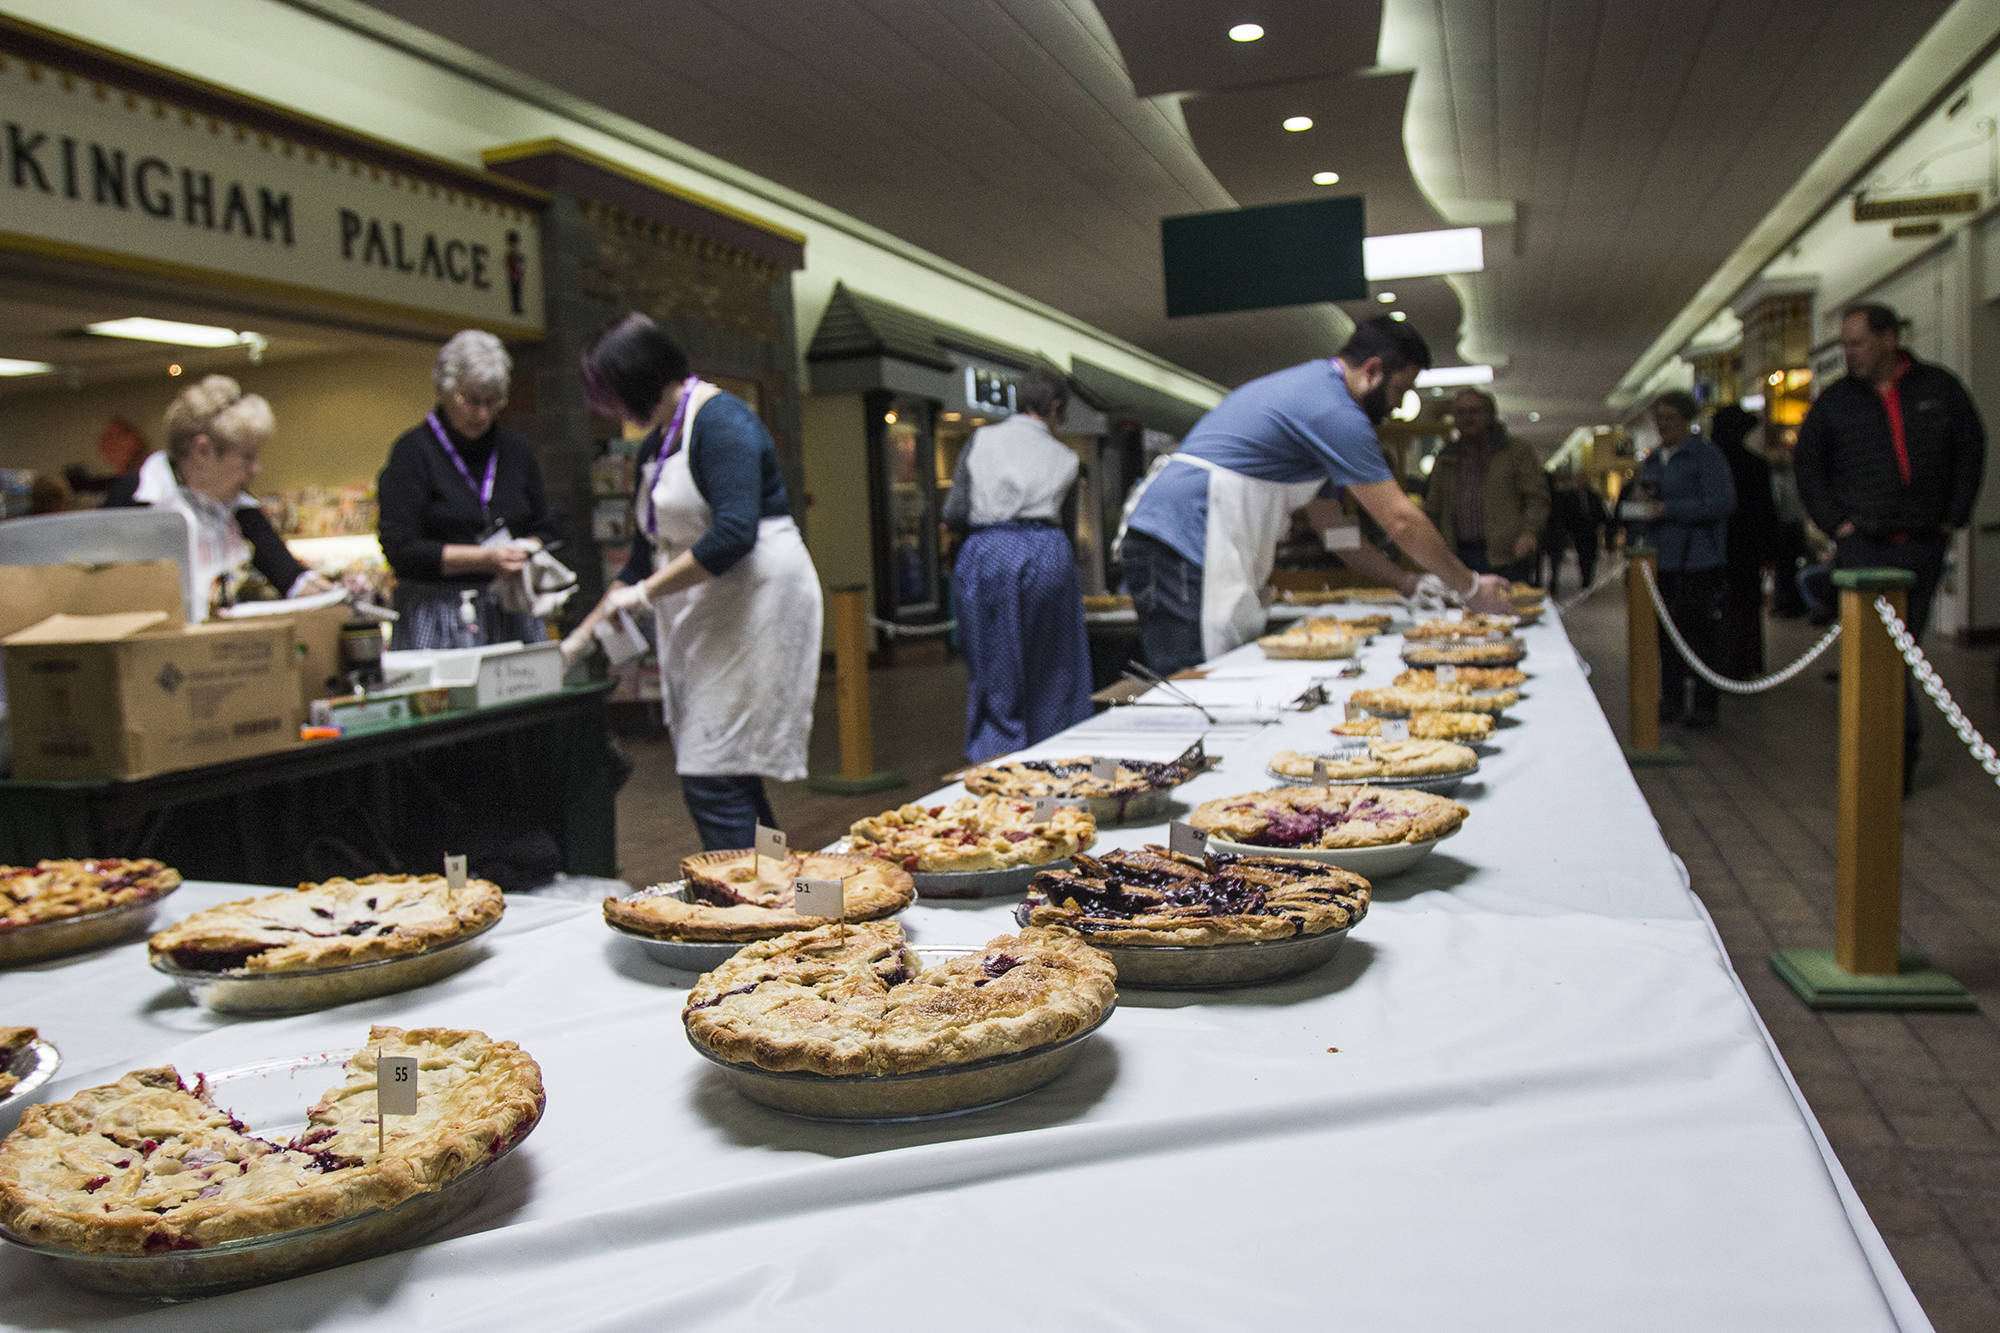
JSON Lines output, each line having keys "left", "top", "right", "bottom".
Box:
{"left": 680, "top": 774, "right": 777, "bottom": 852}
{"left": 1123, "top": 530, "right": 1206, "bottom": 677}
{"left": 1835, "top": 533, "right": 1946, "bottom": 755}
{"left": 1658, "top": 566, "right": 1725, "bottom": 720}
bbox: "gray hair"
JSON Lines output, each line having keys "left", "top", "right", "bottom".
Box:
{"left": 434, "top": 330, "right": 512, "bottom": 398}
{"left": 164, "top": 374, "right": 275, "bottom": 460}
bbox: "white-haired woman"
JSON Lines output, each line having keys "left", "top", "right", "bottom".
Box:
{"left": 105, "top": 374, "right": 331, "bottom": 619}
{"left": 377, "top": 329, "right": 557, "bottom": 648}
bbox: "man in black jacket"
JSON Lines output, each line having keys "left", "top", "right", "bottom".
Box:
{"left": 1793, "top": 303, "right": 1987, "bottom": 789}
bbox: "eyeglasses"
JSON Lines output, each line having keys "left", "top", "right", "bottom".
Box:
{"left": 452, "top": 387, "right": 508, "bottom": 413}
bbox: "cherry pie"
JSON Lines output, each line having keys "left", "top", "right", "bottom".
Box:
{"left": 1019, "top": 847, "right": 1369, "bottom": 946}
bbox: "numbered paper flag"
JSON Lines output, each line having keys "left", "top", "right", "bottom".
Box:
{"left": 1383, "top": 718, "right": 1410, "bottom": 741}
{"left": 1090, "top": 755, "right": 1118, "bottom": 781}
{"left": 443, "top": 854, "right": 467, "bottom": 891}
{"left": 792, "top": 877, "right": 845, "bottom": 921}
{"left": 1168, "top": 820, "right": 1205, "bottom": 858}
{"left": 1437, "top": 665, "right": 1457, "bottom": 685}
{"left": 378, "top": 1054, "right": 418, "bottom": 1116}
{"left": 1312, "top": 757, "right": 1330, "bottom": 784}
{"left": 755, "top": 824, "right": 788, "bottom": 862}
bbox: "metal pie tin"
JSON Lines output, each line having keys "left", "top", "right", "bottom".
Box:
{"left": 1088, "top": 924, "right": 1354, "bottom": 989}
{"left": 1204, "top": 828, "right": 1459, "bottom": 878}
{"left": 148, "top": 914, "right": 500, "bottom": 1014}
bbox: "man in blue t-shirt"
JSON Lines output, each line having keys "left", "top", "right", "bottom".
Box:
{"left": 1120, "top": 316, "right": 1512, "bottom": 673}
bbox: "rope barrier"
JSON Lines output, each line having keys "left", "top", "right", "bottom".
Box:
{"left": 1637, "top": 561, "right": 1842, "bottom": 695}
{"left": 1557, "top": 558, "right": 1625, "bottom": 615}
{"left": 1872, "top": 595, "right": 2000, "bottom": 787}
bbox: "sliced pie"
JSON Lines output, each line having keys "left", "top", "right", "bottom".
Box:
{"left": 0, "top": 1026, "right": 37, "bottom": 1098}
{"left": 148, "top": 874, "right": 503, "bottom": 975}
{"left": 1019, "top": 846, "right": 1369, "bottom": 946}
{"left": 1191, "top": 785, "right": 1468, "bottom": 849}
{"left": 603, "top": 850, "right": 914, "bottom": 942}
{"left": 847, "top": 796, "right": 1095, "bottom": 874}
{"left": 0, "top": 860, "right": 181, "bottom": 932}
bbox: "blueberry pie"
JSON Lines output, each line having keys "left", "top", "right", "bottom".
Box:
{"left": 0, "top": 1027, "right": 37, "bottom": 1097}
{"left": 962, "top": 756, "right": 1194, "bottom": 800}
{"left": 0, "top": 1025, "right": 542, "bottom": 1254}
{"left": 603, "top": 851, "right": 914, "bottom": 942}
{"left": 148, "top": 875, "right": 503, "bottom": 974}
{"left": 683, "top": 920, "right": 1115, "bottom": 1076}
{"left": 1019, "top": 847, "right": 1369, "bottom": 946}
{"left": 1, "top": 859, "right": 181, "bottom": 932}
{"left": 1191, "top": 785, "right": 1468, "bottom": 848}
{"left": 1401, "top": 639, "right": 1528, "bottom": 667}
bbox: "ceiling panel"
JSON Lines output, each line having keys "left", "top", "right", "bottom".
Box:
{"left": 1095, "top": 0, "right": 1382, "bottom": 97}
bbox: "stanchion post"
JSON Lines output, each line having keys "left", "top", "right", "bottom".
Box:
{"left": 807, "top": 584, "right": 906, "bottom": 795}
{"left": 1622, "top": 547, "right": 1683, "bottom": 765}
{"left": 1770, "top": 567, "right": 1970, "bottom": 1009}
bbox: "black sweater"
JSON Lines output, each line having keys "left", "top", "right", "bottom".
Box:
{"left": 1794, "top": 355, "right": 1986, "bottom": 540}
{"left": 103, "top": 472, "right": 306, "bottom": 594}
{"left": 377, "top": 417, "right": 558, "bottom": 589}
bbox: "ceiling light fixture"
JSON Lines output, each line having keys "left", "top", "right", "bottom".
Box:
{"left": 1376, "top": 292, "right": 1396, "bottom": 303}
{"left": 884, "top": 411, "right": 898, "bottom": 424}
{"left": 168, "top": 363, "right": 183, "bottom": 377}
{"left": 1415, "top": 365, "right": 1496, "bottom": 388}
{"left": 85, "top": 317, "right": 250, "bottom": 348}
{"left": 1282, "top": 116, "right": 1313, "bottom": 132}
{"left": 1228, "top": 23, "right": 1264, "bottom": 42}
{"left": 1312, "top": 171, "right": 1340, "bottom": 186}
{"left": 0, "top": 357, "right": 57, "bottom": 377}
{"left": 1389, "top": 311, "right": 1407, "bottom": 322}
{"left": 1529, "top": 411, "right": 1541, "bottom": 422}
{"left": 1362, "top": 228, "right": 1484, "bottom": 280}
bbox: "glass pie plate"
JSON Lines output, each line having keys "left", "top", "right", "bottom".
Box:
{"left": 826, "top": 840, "right": 1070, "bottom": 900}
{"left": 1400, "top": 639, "right": 1527, "bottom": 668}
{"left": 689, "top": 949, "right": 1113, "bottom": 1122}
{"left": 0, "top": 1038, "right": 62, "bottom": 1136}
{"left": 1084, "top": 924, "right": 1355, "bottom": 989}
{"left": 0, "top": 1049, "right": 536, "bottom": 1300}
{"left": 603, "top": 880, "right": 918, "bottom": 972}
{"left": 148, "top": 914, "right": 500, "bottom": 1014}
{"left": 0, "top": 885, "right": 182, "bottom": 968}
{"left": 1264, "top": 756, "right": 1480, "bottom": 798}
{"left": 1204, "top": 826, "right": 1460, "bottom": 878}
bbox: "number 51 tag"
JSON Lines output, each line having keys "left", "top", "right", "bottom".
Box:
{"left": 792, "top": 877, "right": 845, "bottom": 921}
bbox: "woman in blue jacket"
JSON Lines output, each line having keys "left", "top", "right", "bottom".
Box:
{"left": 1632, "top": 391, "right": 1736, "bottom": 727}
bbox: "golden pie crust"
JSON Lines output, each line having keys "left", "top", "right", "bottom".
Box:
{"left": 1257, "top": 621, "right": 1364, "bottom": 659}
{"left": 0, "top": 859, "right": 181, "bottom": 932}
{"left": 961, "top": 757, "right": 1191, "bottom": 800}
{"left": 1020, "top": 846, "right": 1370, "bottom": 946}
{"left": 0, "top": 1025, "right": 542, "bottom": 1255}
{"left": 1191, "top": 785, "right": 1468, "bottom": 848}
{"left": 603, "top": 851, "right": 914, "bottom": 942}
{"left": 1269, "top": 739, "right": 1477, "bottom": 781}
{"left": 683, "top": 920, "right": 1116, "bottom": 1076}
{"left": 1351, "top": 686, "right": 1518, "bottom": 715}
{"left": 1331, "top": 711, "right": 1494, "bottom": 742}
{"left": 847, "top": 796, "right": 1095, "bottom": 873}
{"left": 1401, "top": 639, "right": 1527, "bottom": 666}
{"left": 1393, "top": 667, "right": 1527, "bottom": 692}
{"left": 0, "top": 1026, "right": 36, "bottom": 1097}
{"left": 148, "top": 875, "right": 503, "bottom": 974}
{"left": 1403, "top": 614, "right": 1520, "bottom": 639}
{"left": 1283, "top": 586, "right": 1405, "bottom": 605}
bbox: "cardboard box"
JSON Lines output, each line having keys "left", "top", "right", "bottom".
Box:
{"left": 0, "top": 560, "right": 184, "bottom": 641}
{"left": 378, "top": 642, "right": 565, "bottom": 711}
{"left": 4, "top": 612, "right": 302, "bottom": 780}
{"left": 290, "top": 604, "right": 354, "bottom": 707}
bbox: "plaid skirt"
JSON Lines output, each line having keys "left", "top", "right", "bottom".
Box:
{"left": 391, "top": 582, "right": 547, "bottom": 650}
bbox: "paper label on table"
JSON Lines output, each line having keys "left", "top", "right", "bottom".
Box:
{"left": 755, "top": 825, "right": 788, "bottom": 862}
{"left": 443, "top": 854, "right": 467, "bottom": 891}
{"left": 1173, "top": 738, "right": 1206, "bottom": 770}
{"left": 1090, "top": 755, "right": 1118, "bottom": 780}
{"left": 792, "top": 878, "right": 845, "bottom": 921}
{"left": 1168, "top": 820, "right": 1205, "bottom": 858}
{"left": 377, "top": 1055, "right": 418, "bottom": 1116}
{"left": 1321, "top": 525, "right": 1363, "bottom": 552}
{"left": 1311, "top": 757, "right": 1330, "bottom": 784}
{"left": 1437, "top": 665, "right": 1457, "bottom": 685}
{"left": 1031, "top": 796, "right": 1088, "bottom": 822}
{"left": 1382, "top": 718, "right": 1410, "bottom": 741}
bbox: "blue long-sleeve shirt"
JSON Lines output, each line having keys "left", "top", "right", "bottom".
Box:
{"left": 618, "top": 392, "right": 790, "bottom": 583}
{"left": 1635, "top": 435, "right": 1735, "bottom": 573}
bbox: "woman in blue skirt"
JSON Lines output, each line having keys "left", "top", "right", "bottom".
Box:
{"left": 944, "top": 368, "right": 1093, "bottom": 762}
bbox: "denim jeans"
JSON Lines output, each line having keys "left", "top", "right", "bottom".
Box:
{"left": 680, "top": 774, "right": 777, "bottom": 851}
{"left": 1121, "top": 531, "right": 1205, "bottom": 676}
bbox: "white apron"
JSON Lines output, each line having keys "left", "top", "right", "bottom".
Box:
{"left": 645, "top": 386, "right": 823, "bottom": 778}
{"left": 1169, "top": 453, "right": 1324, "bottom": 659}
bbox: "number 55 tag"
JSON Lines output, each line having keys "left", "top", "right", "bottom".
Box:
{"left": 378, "top": 1054, "right": 417, "bottom": 1115}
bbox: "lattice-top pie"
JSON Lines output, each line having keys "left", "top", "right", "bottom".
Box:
{"left": 148, "top": 874, "right": 503, "bottom": 975}
{"left": 1257, "top": 621, "right": 1363, "bottom": 659}
{"left": 0, "top": 1026, "right": 37, "bottom": 1098}
{"left": 1191, "top": 785, "right": 1468, "bottom": 848}
{"left": 603, "top": 850, "right": 914, "bottom": 942}
{"left": 1331, "top": 711, "right": 1494, "bottom": 742}
{"left": 1401, "top": 639, "right": 1527, "bottom": 666}
{"left": 1018, "top": 847, "right": 1370, "bottom": 946}
{"left": 848, "top": 796, "right": 1095, "bottom": 873}
{"left": 683, "top": 920, "right": 1116, "bottom": 1076}
{"left": 1351, "top": 686, "right": 1518, "bottom": 716}
{"left": 1392, "top": 667, "right": 1528, "bottom": 692}
{"left": 0, "top": 860, "right": 181, "bottom": 932}
{"left": 1269, "top": 739, "right": 1477, "bottom": 781}
{"left": 962, "top": 756, "right": 1193, "bottom": 800}
{"left": 1403, "top": 614, "right": 1520, "bottom": 639}
{"left": 0, "top": 1025, "right": 542, "bottom": 1255}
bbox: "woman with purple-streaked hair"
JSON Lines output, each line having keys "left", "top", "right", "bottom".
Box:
{"left": 574, "top": 313, "right": 822, "bottom": 851}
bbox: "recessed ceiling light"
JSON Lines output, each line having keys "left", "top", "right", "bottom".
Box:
{"left": 1529, "top": 411, "right": 1541, "bottom": 422}
{"left": 1312, "top": 171, "right": 1340, "bottom": 186}
{"left": 1389, "top": 311, "right": 1407, "bottom": 322}
{"left": 884, "top": 411, "right": 898, "bottom": 424}
{"left": 1228, "top": 23, "right": 1264, "bottom": 42}
{"left": 0, "top": 357, "right": 56, "bottom": 377}
{"left": 1376, "top": 292, "right": 1396, "bottom": 304}
{"left": 1283, "top": 116, "right": 1313, "bottom": 132}
{"left": 85, "top": 317, "right": 249, "bottom": 348}
{"left": 168, "top": 363, "right": 183, "bottom": 377}
{"left": 1362, "top": 228, "right": 1485, "bottom": 281}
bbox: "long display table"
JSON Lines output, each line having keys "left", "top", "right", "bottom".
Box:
{"left": 0, "top": 613, "right": 1929, "bottom": 1330}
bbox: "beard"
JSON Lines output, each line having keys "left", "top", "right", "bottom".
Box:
{"left": 1359, "top": 381, "right": 1393, "bottom": 424}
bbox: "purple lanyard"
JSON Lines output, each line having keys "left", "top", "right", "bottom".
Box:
{"left": 639, "top": 378, "right": 701, "bottom": 540}
{"left": 426, "top": 412, "right": 498, "bottom": 514}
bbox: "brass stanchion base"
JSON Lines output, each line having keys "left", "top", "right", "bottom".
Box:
{"left": 1623, "top": 744, "right": 1688, "bottom": 766}
{"left": 806, "top": 771, "right": 906, "bottom": 795}
{"left": 1770, "top": 949, "right": 1975, "bottom": 1011}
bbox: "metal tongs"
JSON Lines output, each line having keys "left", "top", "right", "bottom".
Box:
{"left": 1119, "top": 659, "right": 1218, "bottom": 724}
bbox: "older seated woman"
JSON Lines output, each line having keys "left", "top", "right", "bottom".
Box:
{"left": 377, "top": 329, "right": 559, "bottom": 648}
{"left": 104, "top": 374, "right": 330, "bottom": 619}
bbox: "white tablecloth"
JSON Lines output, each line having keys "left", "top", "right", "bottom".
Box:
{"left": 0, "top": 610, "right": 1929, "bottom": 1330}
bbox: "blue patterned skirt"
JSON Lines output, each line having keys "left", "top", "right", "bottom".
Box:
{"left": 953, "top": 521, "right": 1092, "bottom": 762}
{"left": 391, "top": 582, "right": 548, "bottom": 650}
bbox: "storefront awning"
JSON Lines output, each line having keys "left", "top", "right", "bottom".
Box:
{"left": 806, "top": 283, "right": 1065, "bottom": 383}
